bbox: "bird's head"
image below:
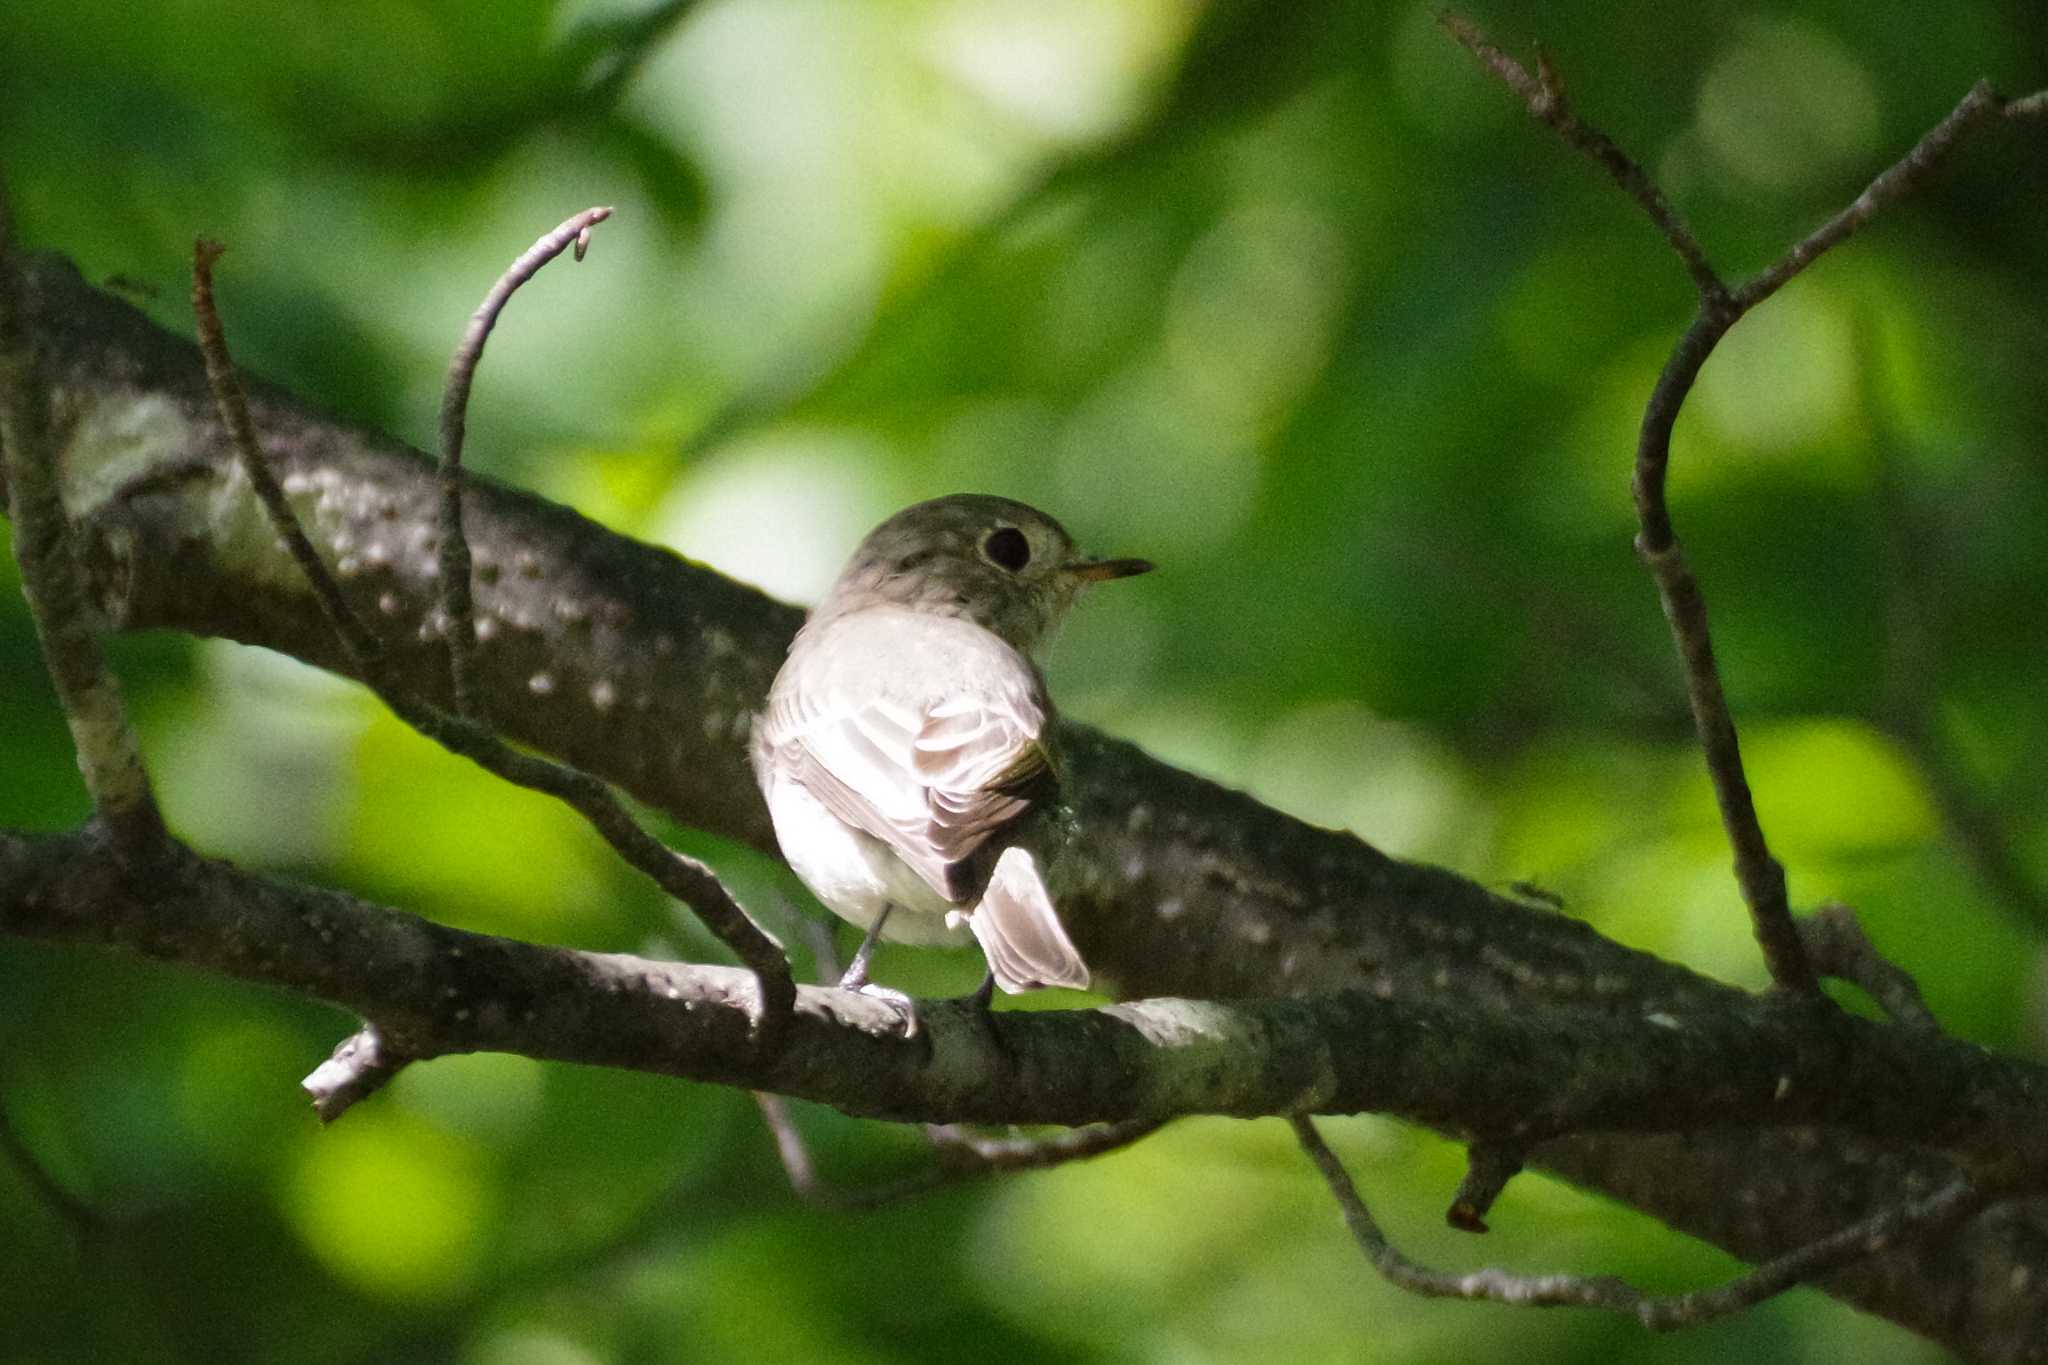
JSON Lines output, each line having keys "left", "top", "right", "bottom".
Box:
{"left": 816, "top": 494, "right": 1152, "bottom": 654}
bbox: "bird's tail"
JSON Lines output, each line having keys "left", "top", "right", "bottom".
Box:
{"left": 969, "top": 846, "right": 1091, "bottom": 993}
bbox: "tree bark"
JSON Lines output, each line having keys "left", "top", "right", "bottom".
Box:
{"left": 8, "top": 251, "right": 2048, "bottom": 1359}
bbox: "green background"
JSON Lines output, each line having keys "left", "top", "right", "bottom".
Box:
{"left": 4, "top": 1, "right": 2045, "bottom": 1361}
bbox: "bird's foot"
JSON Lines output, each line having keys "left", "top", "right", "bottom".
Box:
{"left": 843, "top": 980, "right": 919, "bottom": 1038}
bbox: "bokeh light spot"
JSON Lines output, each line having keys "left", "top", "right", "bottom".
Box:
{"left": 284, "top": 1111, "right": 492, "bottom": 1302}
{"left": 1697, "top": 16, "right": 1880, "bottom": 193}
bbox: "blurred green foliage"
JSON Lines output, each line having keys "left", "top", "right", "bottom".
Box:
{"left": 4, "top": 1, "right": 2045, "bottom": 1361}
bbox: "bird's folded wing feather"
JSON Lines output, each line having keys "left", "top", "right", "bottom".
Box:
{"left": 766, "top": 679, "right": 1053, "bottom": 904}
{"left": 970, "top": 846, "right": 1091, "bottom": 993}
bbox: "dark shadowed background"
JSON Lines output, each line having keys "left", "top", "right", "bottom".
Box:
{"left": 3, "top": 1, "right": 2045, "bottom": 1361}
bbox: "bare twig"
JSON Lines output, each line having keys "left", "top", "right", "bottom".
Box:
{"left": 1634, "top": 516, "right": 1810, "bottom": 990}
{"left": 1294, "top": 1115, "right": 1985, "bottom": 1331}
{"left": 1439, "top": 13, "right": 1727, "bottom": 304}
{"left": 1798, "top": 903, "right": 1937, "bottom": 1033}
{"left": 755, "top": 1092, "right": 1162, "bottom": 1210}
{"left": 1738, "top": 81, "right": 2007, "bottom": 310}
{"left": 1447, "top": 20, "right": 2048, "bottom": 997}
{"left": 191, "top": 232, "right": 796, "bottom": 1074}
{"left": 193, "top": 240, "right": 386, "bottom": 671}
{"left": 0, "top": 193, "right": 164, "bottom": 853}
{"left": 1443, "top": 16, "right": 1805, "bottom": 991}
{"left": 0, "top": 1094, "right": 101, "bottom": 1242}
{"left": 436, "top": 206, "right": 611, "bottom": 719}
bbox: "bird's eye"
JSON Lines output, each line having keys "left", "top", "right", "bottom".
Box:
{"left": 982, "top": 527, "right": 1031, "bottom": 572}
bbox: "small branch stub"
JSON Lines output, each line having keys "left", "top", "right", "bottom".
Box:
{"left": 1447, "top": 1141, "right": 1526, "bottom": 1234}
{"left": 303, "top": 1025, "right": 409, "bottom": 1123}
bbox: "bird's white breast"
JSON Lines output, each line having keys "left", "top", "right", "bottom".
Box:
{"left": 762, "top": 771, "right": 971, "bottom": 947}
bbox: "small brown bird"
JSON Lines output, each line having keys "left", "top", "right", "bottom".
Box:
{"left": 752, "top": 494, "right": 1152, "bottom": 1014}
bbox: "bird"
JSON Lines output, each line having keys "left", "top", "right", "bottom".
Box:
{"left": 752, "top": 494, "right": 1152, "bottom": 1024}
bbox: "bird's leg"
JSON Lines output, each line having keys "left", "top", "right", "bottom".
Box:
{"left": 837, "top": 906, "right": 919, "bottom": 1038}
{"left": 837, "top": 905, "right": 892, "bottom": 992}
{"left": 964, "top": 969, "right": 1013, "bottom": 1067}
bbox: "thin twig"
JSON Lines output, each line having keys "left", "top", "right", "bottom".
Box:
{"left": 192, "top": 233, "right": 795, "bottom": 1080}
{"left": 0, "top": 1094, "right": 101, "bottom": 1241}
{"left": 1634, "top": 520, "right": 1809, "bottom": 990}
{"left": 436, "top": 206, "right": 611, "bottom": 719}
{"left": 1738, "top": 81, "right": 2006, "bottom": 310}
{"left": 1293, "top": 1115, "right": 1985, "bottom": 1330}
{"left": 193, "top": 240, "right": 386, "bottom": 671}
{"left": 1447, "top": 20, "right": 2048, "bottom": 997}
{"left": 1449, "top": 16, "right": 1809, "bottom": 991}
{"left": 755, "top": 1093, "right": 1163, "bottom": 1211}
{"left": 1439, "top": 13, "right": 1727, "bottom": 304}
{"left": 0, "top": 193, "right": 165, "bottom": 853}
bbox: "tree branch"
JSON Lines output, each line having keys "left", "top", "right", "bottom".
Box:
{"left": 753, "top": 1093, "right": 1163, "bottom": 1210}
{"left": 1295, "top": 1116, "right": 1987, "bottom": 1332}
{"left": 0, "top": 194, "right": 163, "bottom": 852}
{"left": 190, "top": 230, "right": 796, "bottom": 1065}
{"left": 7, "top": 826, "right": 2048, "bottom": 1168}
{"left": 11, "top": 253, "right": 2048, "bottom": 1353}
{"left": 1448, "top": 19, "right": 2047, "bottom": 1001}
{"left": 1438, "top": 15, "right": 1727, "bottom": 304}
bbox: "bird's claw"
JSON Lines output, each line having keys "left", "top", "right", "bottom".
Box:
{"left": 849, "top": 981, "right": 919, "bottom": 1039}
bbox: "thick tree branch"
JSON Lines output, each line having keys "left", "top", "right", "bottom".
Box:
{"left": 7, "top": 826, "right": 2048, "bottom": 1168}
{"left": 10, "top": 256, "right": 2048, "bottom": 1354}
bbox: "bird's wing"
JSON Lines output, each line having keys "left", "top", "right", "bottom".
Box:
{"left": 766, "top": 670, "right": 1053, "bottom": 905}
{"left": 969, "top": 846, "right": 1090, "bottom": 993}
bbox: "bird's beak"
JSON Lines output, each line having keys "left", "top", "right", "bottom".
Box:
{"left": 1065, "top": 556, "right": 1155, "bottom": 583}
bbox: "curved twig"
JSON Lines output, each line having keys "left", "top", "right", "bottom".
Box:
{"left": 1447, "top": 16, "right": 2048, "bottom": 997}
{"left": 1295, "top": 1115, "right": 1986, "bottom": 1330}
{"left": 436, "top": 206, "right": 612, "bottom": 719}
{"left": 190, "top": 230, "right": 796, "bottom": 1069}
{"left": 755, "top": 1093, "right": 1163, "bottom": 1210}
